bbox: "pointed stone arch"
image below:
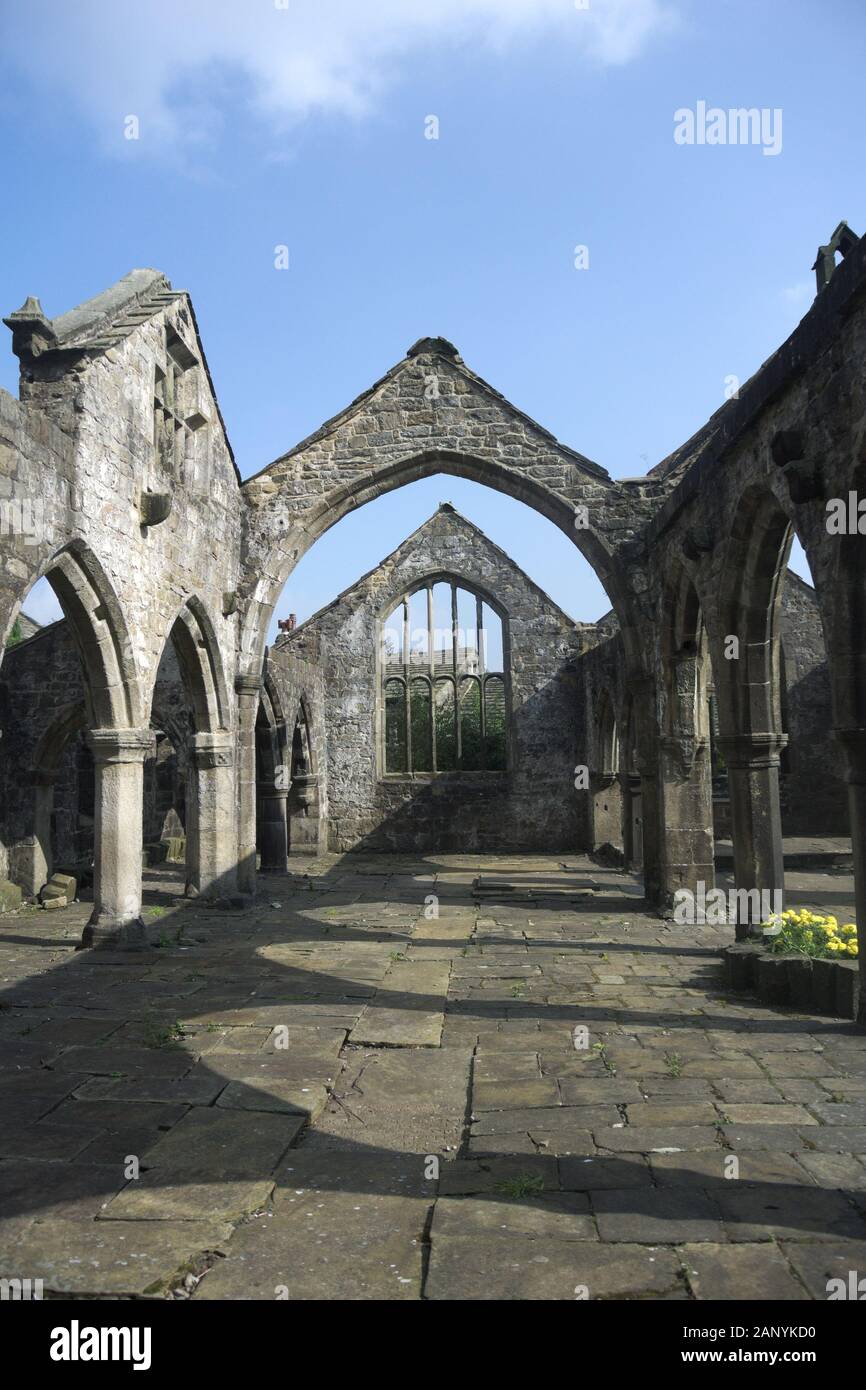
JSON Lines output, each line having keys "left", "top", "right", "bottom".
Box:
{"left": 160, "top": 596, "right": 230, "bottom": 735}
{"left": 711, "top": 485, "right": 797, "bottom": 930}
{"left": 146, "top": 596, "right": 235, "bottom": 901}
{"left": 242, "top": 448, "right": 641, "bottom": 673}
{"left": 2, "top": 539, "right": 142, "bottom": 730}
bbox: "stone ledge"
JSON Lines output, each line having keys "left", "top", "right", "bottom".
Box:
{"left": 721, "top": 943, "right": 861, "bottom": 1021}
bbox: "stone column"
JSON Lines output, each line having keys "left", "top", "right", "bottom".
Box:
{"left": 81, "top": 727, "right": 153, "bottom": 949}
{"left": 188, "top": 731, "right": 237, "bottom": 897}
{"left": 716, "top": 732, "right": 786, "bottom": 939}
{"left": 628, "top": 676, "right": 663, "bottom": 906}
{"left": 835, "top": 728, "right": 866, "bottom": 1022}
{"left": 637, "top": 756, "right": 662, "bottom": 905}
{"left": 657, "top": 733, "right": 716, "bottom": 909}
{"left": 259, "top": 786, "right": 289, "bottom": 871}
{"left": 235, "top": 674, "right": 262, "bottom": 896}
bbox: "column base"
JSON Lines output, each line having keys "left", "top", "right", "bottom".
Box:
{"left": 78, "top": 913, "right": 149, "bottom": 950}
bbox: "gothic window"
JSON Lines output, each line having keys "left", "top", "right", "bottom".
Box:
{"left": 380, "top": 580, "right": 507, "bottom": 775}
{"left": 152, "top": 327, "right": 211, "bottom": 493}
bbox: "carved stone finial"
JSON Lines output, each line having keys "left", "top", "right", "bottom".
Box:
{"left": 3, "top": 296, "right": 57, "bottom": 359}
{"left": 406, "top": 336, "right": 460, "bottom": 360}
{"left": 812, "top": 220, "right": 860, "bottom": 292}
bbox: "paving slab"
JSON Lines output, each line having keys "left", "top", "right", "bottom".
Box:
{"left": 0, "top": 1219, "right": 232, "bottom": 1297}
{"left": 649, "top": 1150, "right": 810, "bottom": 1186}
{"left": 680, "top": 1243, "right": 810, "bottom": 1300}
{"left": 101, "top": 1170, "right": 274, "bottom": 1222}
{"left": 425, "top": 1235, "right": 682, "bottom": 1300}
{"left": 591, "top": 1188, "right": 725, "bottom": 1243}
{"left": 348, "top": 961, "right": 451, "bottom": 1046}
{"left": 215, "top": 1078, "right": 329, "bottom": 1118}
{"left": 194, "top": 1198, "right": 427, "bottom": 1300}
{"left": 781, "top": 1240, "right": 866, "bottom": 1299}
{"left": 717, "top": 1185, "right": 866, "bottom": 1242}
{"left": 472, "top": 1106, "right": 618, "bottom": 1135}
{"left": 594, "top": 1126, "right": 721, "bottom": 1154}
{"left": 143, "top": 1107, "right": 305, "bottom": 1172}
{"left": 432, "top": 1194, "right": 593, "bottom": 1241}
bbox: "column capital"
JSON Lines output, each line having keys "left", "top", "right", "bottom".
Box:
{"left": 87, "top": 727, "right": 154, "bottom": 764}
{"left": 715, "top": 732, "right": 787, "bottom": 769}
{"left": 235, "top": 673, "right": 263, "bottom": 698}
{"left": 261, "top": 786, "right": 289, "bottom": 802}
{"left": 590, "top": 770, "right": 618, "bottom": 789}
{"left": 191, "top": 730, "right": 235, "bottom": 769}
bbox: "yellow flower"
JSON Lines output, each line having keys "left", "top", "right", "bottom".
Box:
{"left": 840, "top": 924, "right": 857, "bottom": 937}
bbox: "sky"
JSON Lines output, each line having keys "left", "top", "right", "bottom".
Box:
{"left": 2, "top": 0, "right": 863, "bottom": 634}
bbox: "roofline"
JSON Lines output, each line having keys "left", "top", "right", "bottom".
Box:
{"left": 243, "top": 339, "right": 610, "bottom": 486}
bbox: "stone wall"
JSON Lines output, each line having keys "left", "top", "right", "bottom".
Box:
{"left": 270, "top": 505, "right": 589, "bottom": 854}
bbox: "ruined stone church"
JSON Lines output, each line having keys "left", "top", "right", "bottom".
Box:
{"left": 1, "top": 229, "right": 864, "bottom": 1008}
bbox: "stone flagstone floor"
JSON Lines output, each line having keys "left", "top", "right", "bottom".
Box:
{"left": 1, "top": 854, "right": 866, "bottom": 1301}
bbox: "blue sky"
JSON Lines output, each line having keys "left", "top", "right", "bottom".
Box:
{"left": 2, "top": 0, "right": 863, "bottom": 633}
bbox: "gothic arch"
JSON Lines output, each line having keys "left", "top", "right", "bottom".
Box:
{"left": 715, "top": 485, "right": 795, "bottom": 737}
{"left": 151, "top": 596, "right": 230, "bottom": 735}
{"left": 241, "top": 449, "right": 641, "bottom": 678}
{"left": 3, "top": 540, "right": 141, "bottom": 729}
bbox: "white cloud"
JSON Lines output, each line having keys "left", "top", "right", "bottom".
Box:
{"left": 5, "top": 0, "right": 674, "bottom": 150}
